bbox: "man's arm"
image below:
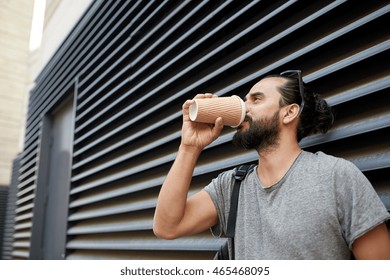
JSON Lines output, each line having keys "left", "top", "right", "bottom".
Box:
{"left": 352, "top": 222, "right": 390, "bottom": 259}
{"left": 153, "top": 145, "right": 218, "bottom": 239}
{"left": 153, "top": 94, "right": 223, "bottom": 239}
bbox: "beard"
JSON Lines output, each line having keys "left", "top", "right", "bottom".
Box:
{"left": 232, "top": 110, "right": 280, "bottom": 152}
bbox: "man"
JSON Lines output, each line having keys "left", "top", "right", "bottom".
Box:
{"left": 153, "top": 70, "right": 390, "bottom": 259}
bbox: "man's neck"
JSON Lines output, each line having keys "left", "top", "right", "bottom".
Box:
{"left": 256, "top": 141, "right": 302, "bottom": 188}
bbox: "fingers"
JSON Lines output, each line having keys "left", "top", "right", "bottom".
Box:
{"left": 194, "top": 93, "right": 215, "bottom": 98}
{"left": 182, "top": 99, "right": 194, "bottom": 111}
{"left": 182, "top": 93, "right": 217, "bottom": 111}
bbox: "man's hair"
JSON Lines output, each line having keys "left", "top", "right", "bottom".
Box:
{"left": 265, "top": 74, "right": 334, "bottom": 141}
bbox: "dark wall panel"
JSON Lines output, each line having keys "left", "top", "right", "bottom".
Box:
{"left": 1, "top": 155, "right": 20, "bottom": 259}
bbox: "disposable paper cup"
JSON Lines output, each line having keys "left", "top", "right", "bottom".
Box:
{"left": 189, "top": 95, "right": 246, "bottom": 127}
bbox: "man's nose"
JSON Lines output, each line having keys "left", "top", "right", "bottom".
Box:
{"left": 244, "top": 100, "right": 250, "bottom": 113}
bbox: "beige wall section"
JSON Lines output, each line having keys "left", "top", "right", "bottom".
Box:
{"left": 0, "top": 0, "right": 92, "bottom": 186}
{"left": 0, "top": 0, "right": 34, "bottom": 186}
{"left": 32, "top": 0, "right": 93, "bottom": 77}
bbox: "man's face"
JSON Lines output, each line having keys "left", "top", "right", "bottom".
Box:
{"left": 232, "top": 77, "right": 284, "bottom": 151}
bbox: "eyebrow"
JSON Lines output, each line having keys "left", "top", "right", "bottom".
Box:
{"left": 244, "top": 91, "right": 265, "bottom": 101}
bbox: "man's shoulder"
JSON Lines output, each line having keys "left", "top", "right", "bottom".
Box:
{"left": 303, "top": 150, "right": 361, "bottom": 175}
{"left": 304, "top": 150, "right": 338, "bottom": 161}
{"left": 303, "top": 150, "right": 347, "bottom": 165}
{"left": 211, "top": 164, "right": 258, "bottom": 188}
{"left": 220, "top": 164, "right": 256, "bottom": 177}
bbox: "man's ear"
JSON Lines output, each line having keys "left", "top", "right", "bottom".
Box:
{"left": 282, "top": 104, "right": 300, "bottom": 124}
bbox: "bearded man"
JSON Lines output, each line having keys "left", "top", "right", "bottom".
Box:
{"left": 153, "top": 71, "right": 390, "bottom": 259}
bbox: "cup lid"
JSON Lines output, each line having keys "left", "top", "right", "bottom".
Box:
{"left": 230, "top": 95, "right": 246, "bottom": 128}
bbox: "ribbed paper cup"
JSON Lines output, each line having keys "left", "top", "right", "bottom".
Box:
{"left": 189, "top": 95, "right": 246, "bottom": 127}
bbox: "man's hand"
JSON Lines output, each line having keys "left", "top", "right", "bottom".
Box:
{"left": 181, "top": 93, "right": 224, "bottom": 151}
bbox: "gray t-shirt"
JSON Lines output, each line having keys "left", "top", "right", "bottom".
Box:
{"left": 204, "top": 151, "right": 390, "bottom": 259}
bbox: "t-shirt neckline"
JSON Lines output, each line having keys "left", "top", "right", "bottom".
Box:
{"left": 255, "top": 150, "right": 305, "bottom": 191}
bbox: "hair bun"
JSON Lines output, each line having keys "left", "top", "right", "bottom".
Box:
{"left": 298, "top": 91, "right": 334, "bottom": 141}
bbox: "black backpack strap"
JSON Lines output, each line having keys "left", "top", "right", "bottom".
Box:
{"left": 225, "top": 164, "right": 255, "bottom": 259}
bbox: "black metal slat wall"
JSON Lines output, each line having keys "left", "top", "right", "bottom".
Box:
{"left": 11, "top": 0, "right": 390, "bottom": 260}
{"left": 0, "top": 187, "right": 7, "bottom": 259}
{"left": 1, "top": 156, "right": 20, "bottom": 259}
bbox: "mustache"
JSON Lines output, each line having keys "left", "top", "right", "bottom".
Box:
{"left": 237, "top": 114, "right": 252, "bottom": 129}
{"left": 244, "top": 114, "right": 253, "bottom": 123}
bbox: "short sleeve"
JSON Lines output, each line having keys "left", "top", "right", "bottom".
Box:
{"left": 334, "top": 159, "right": 390, "bottom": 248}
{"left": 203, "top": 169, "right": 236, "bottom": 237}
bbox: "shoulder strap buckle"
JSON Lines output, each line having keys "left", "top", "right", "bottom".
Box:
{"left": 234, "top": 164, "right": 255, "bottom": 181}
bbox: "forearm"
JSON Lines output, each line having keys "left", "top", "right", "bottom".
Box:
{"left": 153, "top": 144, "right": 201, "bottom": 238}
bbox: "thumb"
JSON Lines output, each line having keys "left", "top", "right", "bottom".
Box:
{"left": 211, "top": 117, "right": 224, "bottom": 140}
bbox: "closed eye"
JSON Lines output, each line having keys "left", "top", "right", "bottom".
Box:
{"left": 249, "top": 92, "right": 265, "bottom": 102}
